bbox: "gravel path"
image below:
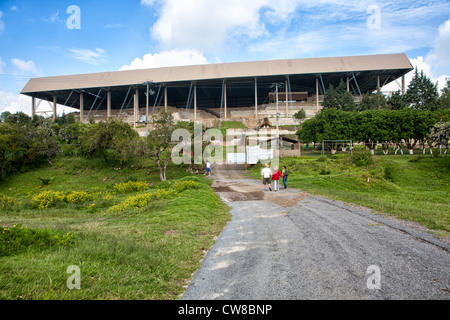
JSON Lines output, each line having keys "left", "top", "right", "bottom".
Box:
{"left": 182, "top": 166, "right": 450, "bottom": 300}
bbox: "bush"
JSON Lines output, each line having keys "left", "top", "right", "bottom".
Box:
{"left": 108, "top": 188, "right": 176, "bottom": 213}
{"left": 0, "top": 224, "right": 74, "bottom": 257}
{"left": 66, "top": 191, "right": 92, "bottom": 204}
{"left": 384, "top": 165, "right": 395, "bottom": 181}
{"left": 351, "top": 151, "right": 374, "bottom": 167}
{"left": 31, "top": 191, "right": 65, "bottom": 210}
{"left": 113, "top": 180, "right": 150, "bottom": 193}
{"left": 0, "top": 194, "right": 23, "bottom": 212}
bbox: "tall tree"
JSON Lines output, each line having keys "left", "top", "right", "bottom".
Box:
{"left": 322, "top": 80, "right": 356, "bottom": 111}
{"left": 358, "top": 88, "right": 388, "bottom": 111}
{"left": 144, "top": 110, "right": 177, "bottom": 181}
{"left": 439, "top": 79, "right": 450, "bottom": 110}
{"left": 405, "top": 68, "right": 439, "bottom": 110}
{"left": 387, "top": 90, "right": 407, "bottom": 110}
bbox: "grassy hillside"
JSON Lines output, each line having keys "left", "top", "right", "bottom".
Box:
{"left": 0, "top": 156, "right": 231, "bottom": 300}
{"left": 250, "top": 154, "right": 450, "bottom": 235}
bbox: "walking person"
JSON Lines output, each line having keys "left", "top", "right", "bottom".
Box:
{"left": 272, "top": 166, "right": 282, "bottom": 191}
{"left": 261, "top": 163, "right": 272, "bottom": 191}
{"left": 282, "top": 165, "right": 289, "bottom": 189}
{"left": 205, "top": 160, "right": 212, "bottom": 176}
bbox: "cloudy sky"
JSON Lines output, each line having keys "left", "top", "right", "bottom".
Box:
{"left": 0, "top": 0, "right": 449, "bottom": 115}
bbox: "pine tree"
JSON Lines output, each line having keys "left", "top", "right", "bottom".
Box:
{"left": 405, "top": 68, "right": 439, "bottom": 110}
{"left": 439, "top": 79, "right": 450, "bottom": 109}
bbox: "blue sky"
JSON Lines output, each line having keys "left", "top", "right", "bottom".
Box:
{"left": 0, "top": 0, "right": 449, "bottom": 114}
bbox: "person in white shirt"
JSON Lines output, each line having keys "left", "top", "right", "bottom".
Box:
{"left": 261, "top": 163, "right": 272, "bottom": 191}
{"left": 205, "top": 160, "right": 212, "bottom": 176}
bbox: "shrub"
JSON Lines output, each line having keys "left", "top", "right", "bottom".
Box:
{"left": 31, "top": 191, "right": 65, "bottom": 210}
{"left": 0, "top": 195, "right": 23, "bottom": 212}
{"left": 108, "top": 188, "right": 176, "bottom": 213}
{"left": 351, "top": 151, "right": 374, "bottom": 167}
{"left": 113, "top": 180, "right": 149, "bottom": 193}
{"left": 0, "top": 224, "right": 75, "bottom": 257}
{"left": 66, "top": 191, "right": 92, "bottom": 204}
{"left": 384, "top": 165, "right": 395, "bottom": 181}
{"left": 171, "top": 180, "right": 199, "bottom": 193}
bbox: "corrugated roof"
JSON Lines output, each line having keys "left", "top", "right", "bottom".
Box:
{"left": 21, "top": 53, "right": 413, "bottom": 94}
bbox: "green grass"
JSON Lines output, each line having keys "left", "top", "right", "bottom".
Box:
{"left": 250, "top": 154, "right": 450, "bottom": 234}
{"left": 0, "top": 156, "right": 231, "bottom": 300}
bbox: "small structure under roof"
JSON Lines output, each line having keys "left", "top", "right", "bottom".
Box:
{"left": 21, "top": 53, "right": 413, "bottom": 126}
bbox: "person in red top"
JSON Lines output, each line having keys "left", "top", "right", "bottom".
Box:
{"left": 271, "top": 166, "right": 283, "bottom": 191}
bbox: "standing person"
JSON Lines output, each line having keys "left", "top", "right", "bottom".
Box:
{"left": 261, "top": 163, "right": 272, "bottom": 191}
{"left": 272, "top": 166, "right": 282, "bottom": 191}
{"left": 282, "top": 165, "right": 289, "bottom": 189}
{"left": 205, "top": 160, "right": 212, "bottom": 176}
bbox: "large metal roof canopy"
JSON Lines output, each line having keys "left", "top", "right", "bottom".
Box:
{"left": 21, "top": 53, "right": 413, "bottom": 120}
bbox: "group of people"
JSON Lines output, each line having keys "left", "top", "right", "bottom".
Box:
{"left": 261, "top": 163, "right": 289, "bottom": 192}
{"left": 205, "top": 160, "right": 289, "bottom": 192}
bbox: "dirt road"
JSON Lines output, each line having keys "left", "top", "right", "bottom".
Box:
{"left": 182, "top": 165, "right": 450, "bottom": 300}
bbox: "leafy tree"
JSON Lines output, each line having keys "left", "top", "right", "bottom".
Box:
{"left": 358, "top": 88, "right": 387, "bottom": 111}
{"left": 144, "top": 110, "right": 177, "bottom": 181}
{"left": 405, "top": 68, "right": 439, "bottom": 110}
{"left": 427, "top": 121, "right": 450, "bottom": 153}
{"left": 293, "top": 109, "right": 306, "bottom": 120}
{"left": 387, "top": 90, "right": 407, "bottom": 110}
{"left": 322, "top": 80, "right": 356, "bottom": 111}
{"left": 439, "top": 79, "right": 450, "bottom": 110}
{"left": 79, "top": 119, "right": 138, "bottom": 165}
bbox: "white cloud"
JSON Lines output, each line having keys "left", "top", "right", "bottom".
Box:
{"left": 120, "top": 49, "right": 208, "bottom": 71}
{"left": 149, "top": 0, "right": 300, "bottom": 52}
{"left": 11, "top": 58, "right": 40, "bottom": 74}
{"left": 69, "top": 48, "right": 108, "bottom": 65}
{"left": 0, "top": 91, "right": 32, "bottom": 115}
{"left": 424, "top": 18, "right": 450, "bottom": 77}
{"left": 0, "top": 91, "right": 78, "bottom": 117}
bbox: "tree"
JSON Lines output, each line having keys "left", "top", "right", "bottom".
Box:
{"left": 144, "top": 110, "right": 177, "bottom": 181}
{"left": 358, "top": 88, "right": 387, "bottom": 111}
{"left": 427, "top": 121, "right": 450, "bottom": 153}
{"left": 322, "top": 80, "right": 356, "bottom": 111}
{"left": 405, "top": 68, "right": 439, "bottom": 110}
{"left": 439, "top": 79, "right": 450, "bottom": 110}
{"left": 387, "top": 90, "right": 407, "bottom": 110}
{"left": 293, "top": 109, "right": 306, "bottom": 120}
{"left": 79, "top": 119, "right": 138, "bottom": 165}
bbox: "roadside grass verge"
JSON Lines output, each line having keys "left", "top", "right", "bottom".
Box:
{"left": 250, "top": 154, "right": 449, "bottom": 234}
{"left": 0, "top": 156, "right": 231, "bottom": 300}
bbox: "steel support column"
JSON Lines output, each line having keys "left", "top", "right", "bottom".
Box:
{"left": 134, "top": 87, "right": 139, "bottom": 130}
{"left": 31, "top": 96, "right": 36, "bottom": 118}
{"left": 80, "top": 92, "right": 84, "bottom": 123}
{"left": 402, "top": 75, "right": 406, "bottom": 95}
{"left": 164, "top": 86, "right": 168, "bottom": 111}
{"left": 285, "top": 78, "right": 289, "bottom": 117}
{"left": 254, "top": 77, "right": 258, "bottom": 128}
{"left": 224, "top": 81, "right": 227, "bottom": 120}
{"left": 194, "top": 83, "right": 197, "bottom": 120}
{"left": 316, "top": 77, "right": 320, "bottom": 111}
{"left": 146, "top": 83, "right": 149, "bottom": 135}
{"left": 53, "top": 95, "right": 57, "bottom": 120}
{"left": 107, "top": 90, "right": 112, "bottom": 118}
